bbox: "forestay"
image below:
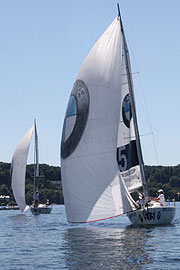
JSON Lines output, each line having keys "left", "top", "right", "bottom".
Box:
{"left": 61, "top": 17, "right": 137, "bottom": 223}
{"left": 11, "top": 125, "right": 34, "bottom": 212}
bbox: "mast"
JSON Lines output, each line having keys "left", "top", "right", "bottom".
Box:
{"left": 33, "top": 119, "right": 39, "bottom": 199}
{"left": 117, "top": 4, "right": 148, "bottom": 197}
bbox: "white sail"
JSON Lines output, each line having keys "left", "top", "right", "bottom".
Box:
{"left": 116, "top": 43, "right": 143, "bottom": 193}
{"left": 11, "top": 125, "right": 34, "bottom": 212}
{"left": 61, "top": 17, "right": 137, "bottom": 223}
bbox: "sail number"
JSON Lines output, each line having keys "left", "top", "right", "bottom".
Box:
{"left": 117, "top": 140, "right": 139, "bottom": 172}
{"left": 117, "top": 146, "right": 127, "bottom": 171}
{"left": 139, "top": 211, "right": 161, "bottom": 223}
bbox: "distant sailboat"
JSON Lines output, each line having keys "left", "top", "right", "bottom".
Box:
{"left": 60, "top": 5, "right": 175, "bottom": 225}
{"left": 11, "top": 120, "right": 52, "bottom": 215}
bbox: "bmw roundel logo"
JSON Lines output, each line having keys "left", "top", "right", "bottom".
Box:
{"left": 122, "top": 94, "right": 132, "bottom": 128}
{"left": 61, "top": 80, "right": 90, "bottom": 159}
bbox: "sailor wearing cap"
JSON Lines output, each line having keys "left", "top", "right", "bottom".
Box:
{"left": 136, "top": 193, "right": 146, "bottom": 209}
{"left": 154, "top": 189, "right": 166, "bottom": 206}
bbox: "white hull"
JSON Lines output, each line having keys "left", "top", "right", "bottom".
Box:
{"left": 30, "top": 204, "right": 52, "bottom": 215}
{"left": 127, "top": 205, "right": 175, "bottom": 225}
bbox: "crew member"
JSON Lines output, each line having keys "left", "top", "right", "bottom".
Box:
{"left": 154, "top": 189, "right": 166, "bottom": 206}
{"left": 136, "top": 193, "right": 146, "bottom": 209}
{"left": 34, "top": 191, "right": 39, "bottom": 207}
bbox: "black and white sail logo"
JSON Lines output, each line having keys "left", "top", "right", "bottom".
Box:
{"left": 122, "top": 94, "right": 132, "bottom": 128}
{"left": 61, "top": 80, "right": 90, "bottom": 159}
{"left": 117, "top": 93, "right": 139, "bottom": 172}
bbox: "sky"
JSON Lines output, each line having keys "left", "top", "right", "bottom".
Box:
{"left": 0, "top": 0, "right": 180, "bottom": 166}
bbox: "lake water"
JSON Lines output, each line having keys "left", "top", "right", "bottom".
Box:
{"left": 0, "top": 204, "right": 180, "bottom": 270}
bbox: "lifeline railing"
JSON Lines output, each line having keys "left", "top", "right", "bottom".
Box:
{"left": 166, "top": 198, "right": 176, "bottom": 207}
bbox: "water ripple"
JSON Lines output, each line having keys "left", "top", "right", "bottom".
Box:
{"left": 0, "top": 204, "right": 180, "bottom": 269}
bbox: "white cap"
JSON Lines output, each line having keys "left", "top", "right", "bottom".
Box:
{"left": 158, "top": 189, "right": 163, "bottom": 193}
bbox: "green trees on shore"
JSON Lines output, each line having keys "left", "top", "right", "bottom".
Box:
{"left": 145, "top": 165, "right": 180, "bottom": 200}
{"left": 0, "top": 162, "right": 63, "bottom": 205}
{"left": 0, "top": 161, "right": 180, "bottom": 205}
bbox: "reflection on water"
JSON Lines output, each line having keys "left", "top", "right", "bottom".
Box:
{"left": 1, "top": 205, "right": 180, "bottom": 270}
{"left": 63, "top": 225, "right": 152, "bottom": 270}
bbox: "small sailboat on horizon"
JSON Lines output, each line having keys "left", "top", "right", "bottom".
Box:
{"left": 11, "top": 119, "right": 52, "bottom": 215}
{"left": 60, "top": 4, "right": 175, "bottom": 225}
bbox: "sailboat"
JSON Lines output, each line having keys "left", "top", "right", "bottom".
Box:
{"left": 60, "top": 5, "right": 175, "bottom": 225}
{"left": 11, "top": 120, "right": 52, "bottom": 215}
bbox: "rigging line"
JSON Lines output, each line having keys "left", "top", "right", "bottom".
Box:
{"left": 125, "top": 36, "right": 159, "bottom": 165}
{"left": 136, "top": 73, "right": 159, "bottom": 165}
{"left": 122, "top": 72, "right": 139, "bottom": 77}
{"left": 123, "top": 132, "right": 153, "bottom": 139}
{"left": 118, "top": 128, "right": 153, "bottom": 139}
{"left": 140, "top": 132, "right": 153, "bottom": 137}
{"left": 141, "top": 145, "right": 150, "bottom": 165}
{"left": 122, "top": 64, "right": 150, "bottom": 125}
{"left": 131, "top": 72, "right": 140, "bottom": 75}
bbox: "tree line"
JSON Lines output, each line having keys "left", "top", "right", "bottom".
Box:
{"left": 0, "top": 162, "right": 63, "bottom": 205}
{"left": 145, "top": 165, "right": 180, "bottom": 200}
{"left": 0, "top": 162, "right": 180, "bottom": 206}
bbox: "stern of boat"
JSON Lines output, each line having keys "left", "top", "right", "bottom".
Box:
{"left": 30, "top": 204, "right": 52, "bottom": 215}
{"left": 127, "top": 203, "right": 176, "bottom": 225}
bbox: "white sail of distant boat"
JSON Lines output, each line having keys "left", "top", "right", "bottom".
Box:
{"left": 11, "top": 120, "right": 52, "bottom": 215}
{"left": 11, "top": 125, "right": 33, "bottom": 212}
{"left": 30, "top": 120, "right": 52, "bottom": 215}
{"left": 61, "top": 5, "right": 175, "bottom": 225}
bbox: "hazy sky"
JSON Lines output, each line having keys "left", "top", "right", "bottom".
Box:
{"left": 1, "top": 0, "right": 180, "bottom": 166}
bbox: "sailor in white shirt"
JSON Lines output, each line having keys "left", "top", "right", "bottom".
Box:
{"left": 154, "top": 189, "right": 166, "bottom": 206}
{"left": 136, "top": 193, "right": 146, "bottom": 209}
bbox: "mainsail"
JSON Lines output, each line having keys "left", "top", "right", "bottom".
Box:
{"left": 61, "top": 15, "right": 137, "bottom": 223}
{"left": 11, "top": 125, "right": 34, "bottom": 212}
{"left": 117, "top": 35, "right": 142, "bottom": 193}
{"left": 117, "top": 12, "right": 147, "bottom": 195}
